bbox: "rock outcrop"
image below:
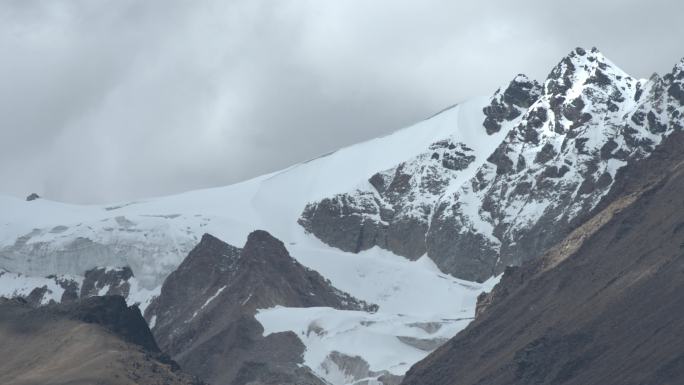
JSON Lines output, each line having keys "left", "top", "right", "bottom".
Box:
{"left": 25, "top": 193, "right": 40, "bottom": 201}
{"left": 145, "top": 231, "right": 374, "bottom": 385}
{"left": 0, "top": 265, "right": 143, "bottom": 308}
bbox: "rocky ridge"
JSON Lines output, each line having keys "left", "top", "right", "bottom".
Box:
{"left": 401, "top": 129, "right": 684, "bottom": 385}
{"left": 145, "top": 230, "right": 375, "bottom": 385}
{"left": 300, "top": 48, "right": 684, "bottom": 281}
{"left": 0, "top": 265, "right": 151, "bottom": 309}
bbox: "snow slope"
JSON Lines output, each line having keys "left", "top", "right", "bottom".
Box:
{"left": 2, "top": 47, "right": 683, "bottom": 385}
{"left": 299, "top": 48, "right": 684, "bottom": 283}
{"left": 0, "top": 96, "right": 500, "bottom": 384}
{"left": 257, "top": 273, "right": 498, "bottom": 383}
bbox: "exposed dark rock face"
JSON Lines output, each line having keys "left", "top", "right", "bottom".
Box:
{"left": 299, "top": 48, "right": 684, "bottom": 282}
{"left": 0, "top": 269, "right": 82, "bottom": 306}
{"left": 299, "top": 191, "right": 390, "bottom": 254}
{"left": 54, "top": 295, "right": 160, "bottom": 352}
{"left": 0, "top": 265, "right": 138, "bottom": 306}
{"left": 25, "top": 192, "right": 40, "bottom": 201}
{"left": 665, "top": 59, "right": 684, "bottom": 106}
{"left": 483, "top": 74, "right": 542, "bottom": 135}
{"left": 425, "top": 48, "right": 683, "bottom": 281}
{"left": 401, "top": 131, "right": 684, "bottom": 385}
{"left": 145, "top": 231, "right": 374, "bottom": 385}
{"left": 0, "top": 296, "right": 204, "bottom": 385}
{"left": 299, "top": 140, "right": 478, "bottom": 261}
{"left": 25, "top": 285, "right": 50, "bottom": 306}
{"left": 56, "top": 275, "right": 80, "bottom": 302}
{"left": 81, "top": 266, "right": 134, "bottom": 298}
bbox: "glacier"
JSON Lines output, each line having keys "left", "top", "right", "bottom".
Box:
{"left": 0, "top": 96, "right": 500, "bottom": 384}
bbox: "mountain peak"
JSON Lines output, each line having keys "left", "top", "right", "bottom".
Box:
{"left": 198, "top": 233, "right": 228, "bottom": 248}
{"left": 670, "top": 57, "right": 684, "bottom": 80}
{"left": 182, "top": 233, "right": 241, "bottom": 269}
{"left": 511, "top": 73, "right": 534, "bottom": 83}
{"left": 242, "top": 229, "right": 290, "bottom": 265}
{"left": 667, "top": 60, "right": 684, "bottom": 105}
{"left": 543, "top": 46, "right": 628, "bottom": 98}
{"left": 482, "top": 73, "right": 542, "bottom": 135}
{"left": 145, "top": 231, "right": 374, "bottom": 385}
{"left": 506, "top": 74, "right": 542, "bottom": 106}
{"left": 674, "top": 56, "right": 684, "bottom": 68}
{"left": 245, "top": 229, "right": 283, "bottom": 248}
{"left": 566, "top": 46, "right": 605, "bottom": 63}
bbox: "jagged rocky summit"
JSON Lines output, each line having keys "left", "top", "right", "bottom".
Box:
{"left": 299, "top": 47, "right": 684, "bottom": 282}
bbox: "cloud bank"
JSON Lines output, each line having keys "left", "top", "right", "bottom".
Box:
{"left": 1, "top": 0, "right": 682, "bottom": 203}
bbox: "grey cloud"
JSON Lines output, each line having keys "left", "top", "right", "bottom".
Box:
{"left": 1, "top": 0, "right": 683, "bottom": 203}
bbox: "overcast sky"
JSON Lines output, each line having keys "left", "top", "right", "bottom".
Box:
{"left": 2, "top": 0, "right": 683, "bottom": 204}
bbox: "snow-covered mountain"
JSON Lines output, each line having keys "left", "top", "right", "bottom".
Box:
{"left": 0, "top": 69, "right": 497, "bottom": 384}
{"left": 301, "top": 47, "right": 684, "bottom": 282}
{"left": 401, "top": 128, "right": 684, "bottom": 385}
{"left": 1, "top": 47, "right": 683, "bottom": 385}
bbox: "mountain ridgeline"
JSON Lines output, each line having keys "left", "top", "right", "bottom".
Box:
{"left": 299, "top": 47, "right": 684, "bottom": 282}
{"left": 1, "top": 47, "right": 684, "bottom": 385}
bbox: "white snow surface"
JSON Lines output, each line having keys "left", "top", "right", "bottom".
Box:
{"left": 0, "top": 270, "right": 82, "bottom": 305}
{"left": 257, "top": 274, "right": 499, "bottom": 382}
{"left": 0, "top": 96, "right": 494, "bottom": 289}
{"left": 192, "top": 285, "right": 227, "bottom": 319}
{"left": 0, "top": 97, "right": 500, "bottom": 383}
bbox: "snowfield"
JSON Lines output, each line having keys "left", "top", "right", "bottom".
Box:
{"left": 257, "top": 271, "right": 499, "bottom": 384}
{"left": 2, "top": 47, "right": 681, "bottom": 385}
{"left": 0, "top": 96, "right": 501, "bottom": 383}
